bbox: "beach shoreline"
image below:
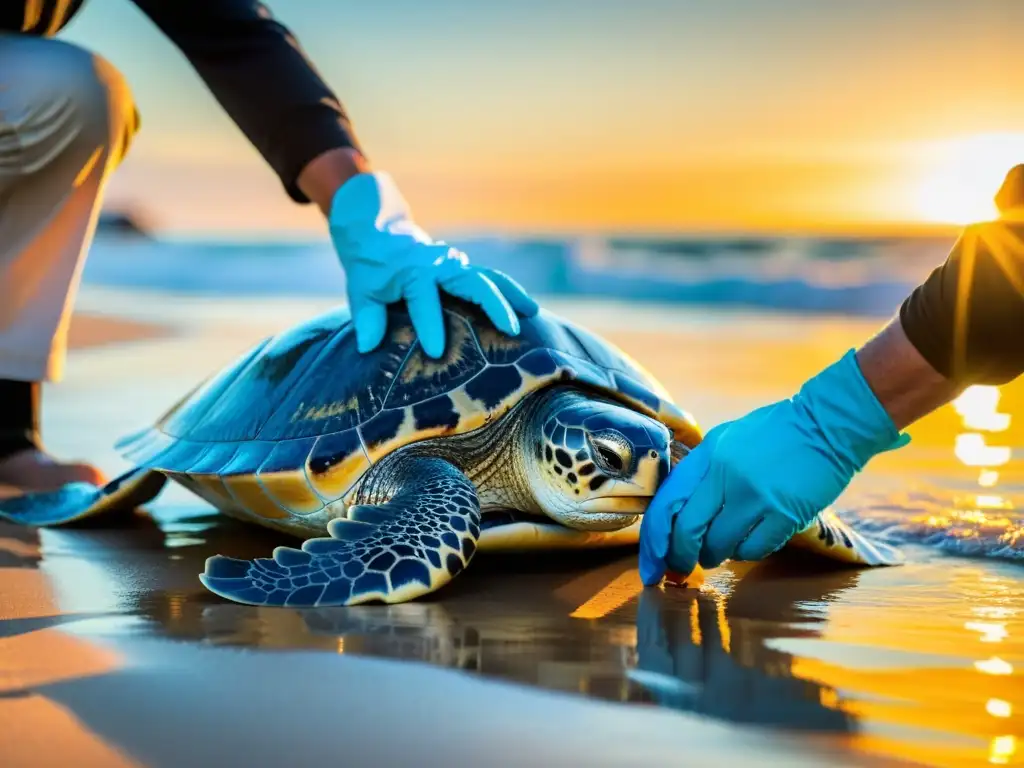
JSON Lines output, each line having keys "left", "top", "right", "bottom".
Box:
{"left": 0, "top": 289, "right": 1019, "bottom": 768}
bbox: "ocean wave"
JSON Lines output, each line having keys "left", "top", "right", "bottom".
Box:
{"left": 840, "top": 491, "right": 1024, "bottom": 562}
{"left": 83, "top": 233, "right": 957, "bottom": 317}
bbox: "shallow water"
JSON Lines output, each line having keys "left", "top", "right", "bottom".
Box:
{"left": 3, "top": 288, "right": 1022, "bottom": 767}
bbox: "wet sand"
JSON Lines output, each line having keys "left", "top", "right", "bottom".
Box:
{"left": 2, "top": 289, "right": 1021, "bottom": 767}
{"left": 65, "top": 312, "right": 175, "bottom": 352}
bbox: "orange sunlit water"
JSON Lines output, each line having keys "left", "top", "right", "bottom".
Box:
{"left": 980, "top": 470, "right": 1001, "bottom": 488}
{"left": 790, "top": 562, "right": 1023, "bottom": 768}
{"left": 986, "top": 698, "right": 1012, "bottom": 719}
{"left": 991, "top": 735, "right": 1017, "bottom": 766}
{"left": 795, "top": 376, "right": 1022, "bottom": 767}
{"left": 947, "top": 385, "right": 1021, "bottom": 560}
{"left": 955, "top": 386, "right": 1013, "bottom": 433}
{"left": 966, "top": 622, "right": 1011, "bottom": 644}
{"left": 975, "top": 657, "right": 1015, "bottom": 676}
{"left": 953, "top": 387, "right": 1014, "bottom": 469}
{"left": 955, "top": 434, "right": 1013, "bottom": 468}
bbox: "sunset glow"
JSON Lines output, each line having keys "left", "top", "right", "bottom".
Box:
{"left": 915, "top": 134, "right": 1024, "bottom": 226}
{"left": 58, "top": 1, "right": 1024, "bottom": 235}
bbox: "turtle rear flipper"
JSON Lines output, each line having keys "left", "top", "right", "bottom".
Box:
{"left": 0, "top": 467, "right": 167, "bottom": 526}
{"left": 784, "top": 508, "right": 903, "bottom": 566}
{"left": 199, "top": 457, "right": 481, "bottom": 607}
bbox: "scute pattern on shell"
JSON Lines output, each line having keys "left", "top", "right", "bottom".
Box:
{"left": 116, "top": 300, "right": 701, "bottom": 498}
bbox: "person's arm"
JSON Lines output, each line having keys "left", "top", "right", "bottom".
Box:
{"left": 130, "top": 0, "right": 366, "bottom": 206}
{"left": 297, "top": 148, "right": 371, "bottom": 215}
{"left": 131, "top": 0, "right": 539, "bottom": 359}
{"left": 897, "top": 221, "right": 1024, "bottom": 388}
{"left": 855, "top": 321, "right": 962, "bottom": 431}
{"left": 639, "top": 216, "right": 1024, "bottom": 585}
{"left": 856, "top": 219, "right": 1024, "bottom": 429}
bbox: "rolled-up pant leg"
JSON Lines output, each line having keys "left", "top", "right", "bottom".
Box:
{"left": 0, "top": 34, "right": 139, "bottom": 383}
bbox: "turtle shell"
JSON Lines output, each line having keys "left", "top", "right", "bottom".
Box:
{"left": 116, "top": 301, "right": 702, "bottom": 520}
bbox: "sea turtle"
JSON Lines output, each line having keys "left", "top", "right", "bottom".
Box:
{"left": 0, "top": 301, "right": 902, "bottom": 607}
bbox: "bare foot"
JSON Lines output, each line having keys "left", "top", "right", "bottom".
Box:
{"left": 0, "top": 448, "right": 107, "bottom": 494}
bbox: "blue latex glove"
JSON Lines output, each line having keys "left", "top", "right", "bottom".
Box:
{"left": 329, "top": 172, "right": 539, "bottom": 358}
{"left": 639, "top": 349, "right": 910, "bottom": 585}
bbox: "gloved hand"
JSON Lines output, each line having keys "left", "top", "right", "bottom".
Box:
{"left": 639, "top": 349, "right": 910, "bottom": 585}
{"left": 329, "top": 172, "right": 539, "bottom": 359}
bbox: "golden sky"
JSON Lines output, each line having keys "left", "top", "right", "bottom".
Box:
{"left": 63, "top": 0, "right": 1024, "bottom": 236}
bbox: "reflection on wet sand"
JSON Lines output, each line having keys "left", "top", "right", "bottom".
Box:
{"left": 21, "top": 486, "right": 1018, "bottom": 766}
{"left": 632, "top": 565, "right": 858, "bottom": 731}
{"left": 8, "top": 508, "right": 884, "bottom": 768}
{"left": 79, "top": 510, "right": 862, "bottom": 736}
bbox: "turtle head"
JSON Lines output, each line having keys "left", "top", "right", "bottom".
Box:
{"left": 526, "top": 388, "right": 671, "bottom": 531}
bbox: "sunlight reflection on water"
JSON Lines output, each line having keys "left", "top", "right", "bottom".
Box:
{"left": 847, "top": 384, "right": 1023, "bottom": 561}
{"left": 953, "top": 385, "right": 1020, "bottom": 755}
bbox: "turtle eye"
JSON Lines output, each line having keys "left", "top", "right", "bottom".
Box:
{"left": 589, "top": 433, "right": 631, "bottom": 476}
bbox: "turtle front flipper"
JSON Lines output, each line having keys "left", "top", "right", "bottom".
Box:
{"left": 199, "top": 457, "right": 481, "bottom": 607}
{"left": 0, "top": 466, "right": 167, "bottom": 526}
{"left": 783, "top": 508, "right": 904, "bottom": 566}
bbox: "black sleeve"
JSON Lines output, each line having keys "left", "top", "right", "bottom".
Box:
{"left": 130, "top": 0, "right": 363, "bottom": 203}
{"left": 899, "top": 221, "right": 1024, "bottom": 386}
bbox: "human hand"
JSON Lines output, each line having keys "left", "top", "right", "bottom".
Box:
{"left": 639, "top": 350, "right": 909, "bottom": 585}
{"left": 328, "top": 172, "right": 538, "bottom": 359}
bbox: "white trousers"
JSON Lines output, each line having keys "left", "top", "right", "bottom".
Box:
{"left": 0, "top": 33, "right": 138, "bottom": 382}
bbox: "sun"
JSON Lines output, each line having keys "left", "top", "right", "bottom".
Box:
{"left": 915, "top": 132, "right": 1024, "bottom": 226}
